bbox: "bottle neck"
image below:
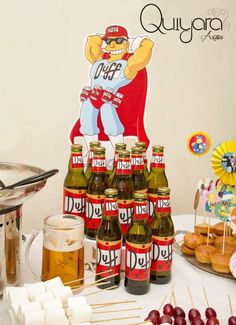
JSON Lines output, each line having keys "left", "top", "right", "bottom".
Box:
{"left": 87, "top": 149, "right": 94, "bottom": 165}
{"left": 116, "top": 158, "right": 132, "bottom": 175}
{"left": 150, "top": 152, "right": 165, "bottom": 170}
{"left": 131, "top": 155, "right": 144, "bottom": 171}
{"left": 133, "top": 200, "right": 149, "bottom": 223}
{"left": 91, "top": 156, "right": 107, "bottom": 173}
{"left": 103, "top": 198, "right": 118, "bottom": 219}
{"left": 68, "top": 152, "right": 84, "bottom": 172}
{"left": 155, "top": 195, "right": 171, "bottom": 217}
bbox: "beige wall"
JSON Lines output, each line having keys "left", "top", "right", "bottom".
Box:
{"left": 1, "top": 0, "right": 236, "bottom": 232}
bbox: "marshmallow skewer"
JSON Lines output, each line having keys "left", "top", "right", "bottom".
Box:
{"left": 84, "top": 285, "right": 118, "bottom": 297}
{"left": 64, "top": 269, "right": 113, "bottom": 286}
{"left": 72, "top": 281, "right": 111, "bottom": 292}
{"left": 91, "top": 300, "right": 137, "bottom": 309}
{"left": 93, "top": 307, "right": 142, "bottom": 314}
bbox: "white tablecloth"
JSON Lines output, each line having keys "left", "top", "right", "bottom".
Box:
{"left": 0, "top": 214, "right": 235, "bottom": 325}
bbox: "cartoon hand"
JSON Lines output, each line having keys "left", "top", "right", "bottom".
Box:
{"left": 87, "top": 35, "right": 103, "bottom": 46}
{"left": 130, "top": 36, "right": 152, "bottom": 52}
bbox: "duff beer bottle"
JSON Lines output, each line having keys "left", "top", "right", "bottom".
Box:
{"left": 125, "top": 192, "right": 152, "bottom": 295}
{"left": 108, "top": 142, "right": 127, "bottom": 186}
{"left": 148, "top": 145, "right": 168, "bottom": 223}
{"left": 131, "top": 146, "right": 147, "bottom": 193}
{"left": 86, "top": 147, "right": 109, "bottom": 240}
{"left": 111, "top": 150, "right": 134, "bottom": 243}
{"left": 96, "top": 189, "right": 122, "bottom": 289}
{"left": 150, "top": 187, "right": 174, "bottom": 284}
{"left": 63, "top": 144, "right": 87, "bottom": 225}
{"left": 135, "top": 141, "right": 149, "bottom": 180}
{"left": 85, "top": 141, "right": 101, "bottom": 181}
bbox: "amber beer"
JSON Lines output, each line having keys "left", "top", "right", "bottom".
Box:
{"left": 125, "top": 192, "right": 152, "bottom": 295}
{"left": 96, "top": 189, "right": 122, "bottom": 289}
{"left": 85, "top": 141, "right": 101, "bottom": 181}
{"left": 148, "top": 145, "right": 168, "bottom": 222}
{"left": 41, "top": 215, "right": 84, "bottom": 287}
{"left": 108, "top": 142, "right": 127, "bottom": 186}
{"left": 135, "top": 141, "right": 149, "bottom": 180}
{"left": 150, "top": 187, "right": 174, "bottom": 284}
{"left": 131, "top": 146, "right": 147, "bottom": 193}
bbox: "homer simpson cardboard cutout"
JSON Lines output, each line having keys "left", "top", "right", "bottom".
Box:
{"left": 70, "top": 25, "right": 154, "bottom": 160}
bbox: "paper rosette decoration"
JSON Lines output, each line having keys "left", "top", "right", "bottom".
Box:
{"left": 211, "top": 141, "right": 236, "bottom": 185}
{"left": 187, "top": 131, "right": 212, "bottom": 156}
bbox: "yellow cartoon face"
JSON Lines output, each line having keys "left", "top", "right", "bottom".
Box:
{"left": 104, "top": 37, "right": 129, "bottom": 60}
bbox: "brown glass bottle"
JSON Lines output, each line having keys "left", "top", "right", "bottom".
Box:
{"left": 131, "top": 146, "right": 147, "bottom": 193}
{"left": 111, "top": 150, "right": 134, "bottom": 243}
{"left": 86, "top": 147, "right": 109, "bottom": 240}
{"left": 63, "top": 144, "right": 87, "bottom": 226}
{"left": 148, "top": 145, "right": 168, "bottom": 222}
{"left": 150, "top": 187, "right": 174, "bottom": 284}
{"left": 125, "top": 192, "right": 152, "bottom": 295}
{"left": 108, "top": 142, "right": 127, "bottom": 186}
{"left": 85, "top": 141, "right": 101, "bottom": 181}
{"left": 135, "top": 141, "right": 149, "bottom": 181}
{"left": 96, "top": 189, "right": 122, "bottom": 289}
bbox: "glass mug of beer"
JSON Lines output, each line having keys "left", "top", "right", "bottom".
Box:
{"left": 26, "top": 214, "right": 84, "bottom": 288}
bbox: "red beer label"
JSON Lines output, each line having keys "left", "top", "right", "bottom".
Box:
{"left": 131, "top": 155, "right": 144, "bottom": 170}
{"left": 116, "top": 159, "right": 131, "bottom": 175}
{"left": 91, "top": 158, "right": 107, "bottom": 172}
{"left": 151, "top": 235, "right": 174, "bottom": 273}
{"left": 113, "top": 150, "right": 119, "bottom": 167}
{"left": 118, "top": 199, "right": 134, "bottom": 236}
{"left": 150, "top": 153, "right": 165, "bottom": 169}
{"left": 63, "top": 188, "right": 86, "bottom": 219}
{"left": 87, "top": 149, "right": 94, "bottom": 165}
{"left": 86, "top": 194, "right": 105, "bottom": 230}
{"left": 125, "top": 241, "right": 152, "bottom": 281}
{"left": 96, "top": 239, "right": 121, "bottom": 277}
{"left": 148, "top": 193, "right": 158, "bottom": 218}
{"left": 156, "top": 196, "right": 171, "bottom": 213}
{"left": 71, "top": 153, "right": 84, "bottom": 168}
{"left": 133, "top": 202, "right": 148, "bottom": 221}
{"left": 104, "top": 198, "right": 118, "bottom": 216}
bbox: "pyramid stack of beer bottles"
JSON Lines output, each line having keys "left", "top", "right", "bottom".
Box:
{"left": 180, "top": 140, "right": 236, "bottom": 278}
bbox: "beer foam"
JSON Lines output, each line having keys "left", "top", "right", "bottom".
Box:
{"left": 43, "top": 214, "right": 84, "bottom": 252}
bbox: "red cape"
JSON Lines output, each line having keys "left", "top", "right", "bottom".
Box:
{"left": 70, "top": 67, "right": 150, "bottom": 148}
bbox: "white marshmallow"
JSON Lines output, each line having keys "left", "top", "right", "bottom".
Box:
{"left": 68, "top": 304, "right": 92, "bottom": 323}
{"left": 6, "top": 287, "right": 29, "bottom": 304}
{"left": 44, "top": 276, "right": 64, "bottom": 291}
{"left": 34, "top": 291, "right": 54, "bottom": 306}
{"left": 67, "top": 296, "right": 87, "bottom": 307}
{"left": 51, "top": 286, "right": 73, "bottom": 306}
{"left": 11, "top": 300, "right": 29, "bottom": 317}
{"left": 24, "top": 282, "right": 46, "bottom": 300}
{"left": 42, "top": 298, "right": 63, "bottom": 310}
{"left": 22, "top": 309, "right": 44, "bottom": 325}
{"left": 18, "top": 301, "right": 41, "bottom": 322}
{"left": 44, "top": 307, "right": 67, "bottom": 324}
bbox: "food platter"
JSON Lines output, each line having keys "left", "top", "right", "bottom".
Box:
{"left": 174, "top": 230, "right": 235, "bottom": 280}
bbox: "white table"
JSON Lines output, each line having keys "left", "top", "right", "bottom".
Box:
{"left": 0, "top": 214, "right": 235, "bottom": 325}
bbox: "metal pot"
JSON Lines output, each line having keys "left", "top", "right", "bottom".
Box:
{"left": 0, "top": 204, "right": 22, "bottom": 294}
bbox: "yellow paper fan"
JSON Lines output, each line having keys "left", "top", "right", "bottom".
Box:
{"left": 187, "top": 131, "right": 212, "bottom": 156}
{"left": 211, "top": 141, "right": 236, "bottom": 185}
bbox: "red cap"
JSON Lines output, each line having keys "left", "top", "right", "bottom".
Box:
{"left": 102, "top": 25, "right": 128, "bottom": 40}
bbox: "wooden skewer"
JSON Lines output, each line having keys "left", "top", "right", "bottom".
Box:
{"left": 94, "top": 307, "right": 142, "bottom": 314}
{"left": 202, "top": 286, "right": 209, "bottom": 307}
{"left": 91, "top": 315, "right": 141, "bottom": 323}
{"left": 222, "top": 221, "right": 226, "bottom": 256}
{"left": 72, "top": 281, "right": 110, "bottom": 291}
{"left": 158, "top": 294, "right": 168, "bottom": 311}
{"left": 84, "top": 285, "right": 117, "bottom": 297}
{"left": 127, "top": 322, "right": 151, "bottom": 325}
{"left": 171, "top": 282, "right": 176, "bottom": 306}
{"left": 228, "top": 294, "right": 234, "bottom": 316}
{"left": 187, "top": 285, "right": 194, "bottom": 308}
{"left": 64, "top": 269, "right": 113, "bottom": 286}
{"left": 206, "top": 216, "right": 211, "bottom": 246}
{"left": 91, "top": 300, "right": 137, "bottom": 310}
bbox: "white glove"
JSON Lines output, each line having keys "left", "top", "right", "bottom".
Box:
{"left": 129, "top": 35, "right": 150, "bottom": 52}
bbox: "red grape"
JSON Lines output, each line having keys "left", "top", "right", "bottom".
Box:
{"left": 163, "top": 303, "right": 174, "bottom": 316}
{"left": 191, "top": 319, "right": 205, "bottom": 325}
{"left": 188, "top": 308, "right": 201, "bottom": 321}
{"left": 174, "top": 316, "right": 187, "bottom": 325}
{"left": 173, "top": 307, "right": 186, "bottom": 318}
{"left": 206, "top": 317, "right": 219, "bottom": 325}
{"left": 148, "top": 310, "right": 160, "bottom": 320}
{"left": 158, "top": 315, "right": 173, "bottom": 324}
{"left": 145, "top": 315, "right": 157, "bottom": 324}
{"left": 205, "top": 307, "right": 217, "bottom": 319}
{"left": 229, "top": 316, "right": 236, "bottom": 325}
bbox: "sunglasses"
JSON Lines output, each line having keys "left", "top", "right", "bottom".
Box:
{"left": 104, "top": 38, "right": 127, "bottom": 45}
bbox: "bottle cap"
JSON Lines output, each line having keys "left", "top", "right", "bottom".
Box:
{"left": 158, "top": 186, "right": 170, "bottom": 195}
{"left": 131, "top": 146, "right": 143, "bottom": 155}
{"left": 152, "top": 145, "right": 164, "bottom": 152}
{"left": 105, "top": 188, "right": 118, "bottom": 197}
{"left": 135, "top": 142, "right": 147, "bottom": 149}
{"left": 93, "top": 146, "right": 106, "bottom": 154}
{"left": 118, "top": 150, "right": 130, "bottom": 158}
{"left": 134, "top": 191, "right": 147, "bottom": 200}
{"left": 71, "top": 144, "right": 83, "bottom": 152}
{"left": 89, "top": 141, "right": 101, "bottom": 148}
{"left": 115, "top": 143, "right": 127, "bottom": 150}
